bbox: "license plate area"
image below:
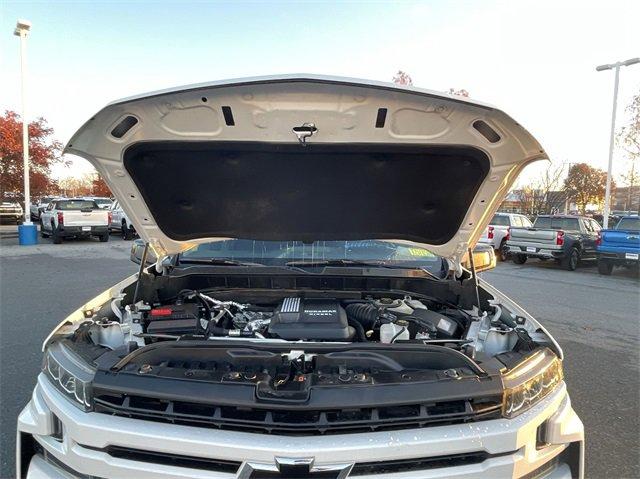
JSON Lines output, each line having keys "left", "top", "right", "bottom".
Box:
{"left": 526, "top": 246, "right": 536, "bottom": 253}
{"left": 82, "top": 226, "right": 91, "bottom": 232}
{"left": 625, "top": 253, "right": 639, "bottom": 260}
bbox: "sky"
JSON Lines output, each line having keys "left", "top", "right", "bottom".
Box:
{"left": 1, "top": 0, "right": 639, "bottom": 185}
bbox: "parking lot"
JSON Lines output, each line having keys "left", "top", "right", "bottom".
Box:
{"left": 0, "top": 231, "right": 638, "bottom": 478}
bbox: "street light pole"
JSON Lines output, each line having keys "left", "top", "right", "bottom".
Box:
{"left": 14, "top": 19, "right": 32, "bottom": 226}
{"left": 596, "top": 57, "right": 640, "bottom": 228}
{"left": 14, "top": 19, "right": 38, "bottom": 245}
{"left": 602, "top": 64, "right": 619, "bottom": 230}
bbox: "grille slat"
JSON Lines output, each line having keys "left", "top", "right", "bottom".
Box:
{"left": 94, "top": 394, "right": 501, "bottom": 435}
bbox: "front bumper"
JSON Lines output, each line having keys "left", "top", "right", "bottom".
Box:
{"left": 0, "top": 211, "right": 22, "bottom": 220}
{"left": 17, "top": 373, "right": 584, "bottom": 479}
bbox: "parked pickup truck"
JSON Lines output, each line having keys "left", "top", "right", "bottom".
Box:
{"left": 30, "top": 196, "right": 56, "bottom": 221}
{"left": 39, "top": 198, "right": 110, "bottom": 244}
{"left": 17, "top": 76, "right": 584, "bottom": 479}
{"left": 507, "top": 215, "right": 601, "bottom": 270}
{"left": 596, "top": 215, "right": 640, "bottom": 275}
{"left": 108, "top": 199, "right": 137, "bottom": 240}
{"left": 478, "top": 212, "right": 532, "bottom": 261}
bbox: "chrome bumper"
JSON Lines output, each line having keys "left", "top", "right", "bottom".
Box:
{"left": 17, "top": 373, "right": 584, "bottom": 478}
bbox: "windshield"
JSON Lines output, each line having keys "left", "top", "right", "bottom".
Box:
{"left": 534, "top": 217, "right": 580, "bottom": 231}
{"left": 56, "top": 200, "right": 98, "bottom": 210}
{"left": 616, "top": 217, "right": 640, "bottom": 231}
{"left": 180, "top": 239, "right": 446, "bottom": 276}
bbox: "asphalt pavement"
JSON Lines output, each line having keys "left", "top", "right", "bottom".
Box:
{"left": 0, "top": 235, "right": 638, "bottom": 478}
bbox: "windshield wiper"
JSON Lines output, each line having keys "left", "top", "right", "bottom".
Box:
{"left": 285, "top": 259, "right": 387, "bottom": 267}
{"left": 285, "top": 259, "right": 420, "bottom": 269}
{"left": 285, "top": 259, "right": 444, "bottom": 279}
{"left": 178, "top": 258, "right": 266, "bottom": 267}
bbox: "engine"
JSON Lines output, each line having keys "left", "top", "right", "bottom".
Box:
{"left": 138, "top": 292, "right": 468, "bottom": 345}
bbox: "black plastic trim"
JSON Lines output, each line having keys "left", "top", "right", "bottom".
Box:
{"left": 82, "top": 444, "right": 241, "bottom": 473}
{"left": 110, "top": 116, "right": 138, "bottom": 138}
{"left": 221, "top": 106, "right": 235, "bottom": 126}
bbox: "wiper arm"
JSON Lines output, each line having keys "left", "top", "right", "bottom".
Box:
{"left": 285, "top": 259, "right": 389, "bottom": 267}
{"left": 285, "top": 259, "right": 443, "bottom": 278}
{"left": 178, "top": 258, "right": 265, "bottom": 267}
{"left": 285, "top": 259, "right": 423, "bottom": 269}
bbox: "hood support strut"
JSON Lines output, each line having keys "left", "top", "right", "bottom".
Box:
{"left": 132, "top": 242, "right": 150, "bottom": 305}
{"left": 467, "top": 247, "right": 481, "bottom": 309}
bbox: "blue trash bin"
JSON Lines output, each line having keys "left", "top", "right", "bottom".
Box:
{"left": 18, "top": 223, "right": 38, "bottom": 245}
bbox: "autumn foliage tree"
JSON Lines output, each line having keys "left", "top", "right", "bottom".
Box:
{"left": 392, "top": 71, "right": 413, "bottom": 86}
{"left": 447, "top": 88, "right": 470, "bottom": 97}
{"left": 0, "top": 111, "right": 63, "bottom": 201}
{"left": 563, "top": 163, "right": 610, "bottom": 214}
{"left": 91, "top": 174, "right": 112, "bottom": 197}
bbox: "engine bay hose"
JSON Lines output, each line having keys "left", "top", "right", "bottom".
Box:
{"left": 345, "top": 303, "right": 378, "bottom": 330}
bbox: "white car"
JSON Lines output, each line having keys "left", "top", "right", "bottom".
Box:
{"left": 478, "top": 212, "right": 533, "bottom": 261}
{"left": 108, "top": 199, "right": 136, "bottom": 239}
{"left": 18, "top": 76, "right": 583, "bottom": 479}
{"left": 39, "top": 198, "right": 110, "bottom": 244}
{"left": 0, "top": 201, "right": 24, "bottom": 224}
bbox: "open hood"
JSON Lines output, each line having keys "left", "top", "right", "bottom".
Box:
{"left": 65, "top": 75, "right": 546, "bottom": 263}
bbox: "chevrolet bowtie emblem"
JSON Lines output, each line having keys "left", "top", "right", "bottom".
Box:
{"left": 239, "top": 456, "right": 354, "bottom": 478}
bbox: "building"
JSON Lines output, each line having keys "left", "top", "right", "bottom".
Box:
{"left": 612, "top": 185, "right": 640, "bottom": 214}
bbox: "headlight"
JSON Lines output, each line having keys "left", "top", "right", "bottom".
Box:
{"left": 42, "top": 342, "right": 95, "bottom": 410}
{"left": 502, "top": 348, "right": 563, "bottom": 418}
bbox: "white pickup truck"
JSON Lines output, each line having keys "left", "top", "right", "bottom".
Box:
{"left": 39, "top": 198, "right": 110, "bottom": 244}
{"left": 478, "top": 212, "right": 533, "bottom": 261}
{"left": 108, "top": 199, "right": 136, "bottom": 239}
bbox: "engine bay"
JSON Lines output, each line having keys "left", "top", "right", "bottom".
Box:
{"left": 77, "top": 276, "right": 552, "bottom": 372}
{"left": 48, "top": 269, "right": 559, "bottom": 415}
{"left": 134, "top": 292, "right": 468, "bottom": 345}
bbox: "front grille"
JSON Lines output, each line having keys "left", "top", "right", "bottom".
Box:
{"left": 93, "top": 392, "right": 502, "bottom": 435}
{"left": 350, "top": 452, "right": 490, "bottom": 476}
{"left": 83, "top": 444, "right": 241, "bottom": 474}
{"left": 80, "top": 444, "right": 495, "bottom": 477}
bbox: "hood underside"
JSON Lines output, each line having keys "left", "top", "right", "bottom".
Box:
{"left": 65, "top": 75, "right": 546, "bottom": 261}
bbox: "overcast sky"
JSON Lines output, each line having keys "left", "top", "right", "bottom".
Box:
{"left": 2, "top": 0, "right": 639, "bottom": 184}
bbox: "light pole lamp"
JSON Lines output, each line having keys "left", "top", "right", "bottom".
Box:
{"left": 14, "top": 19, "right": 38, "bottom": 244}
{"left": 596, "top": 57, "right": 640, "bottom": 229}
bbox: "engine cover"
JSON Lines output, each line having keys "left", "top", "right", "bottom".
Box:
{"left": 268, "top": 298, "right": 351, "bottom": 341}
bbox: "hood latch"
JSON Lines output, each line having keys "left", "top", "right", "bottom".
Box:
{"left": 292, "top": 123, "right": 318, "bottom": 146}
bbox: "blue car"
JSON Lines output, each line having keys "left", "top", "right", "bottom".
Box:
{"left": 596, "top": 215, "right": 640, "bottom": 275}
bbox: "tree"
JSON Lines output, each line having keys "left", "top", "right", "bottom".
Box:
{"left": 0, "top": 111, "right": 64, "bottom": 200}
{"left": 91, "top": 174, "right": 112, "bottom": 197}
{"left": 513, "top": 162, "right": 566, "bottom": 215}
{"left": 392, "top": 71, "right": 413, "bottom": 86}
{"left": 58, "top": 175, "right": 94, "bottom": 197}
{"left": 563, "top": 163, "right": 610, "bottom": 214}
{"left": 447, "top": 88, "right": 470, "bottom": 97}
{"left": 617, "top": 92, "right": 640, "bottom": 212}
{"left": 617, "top": 92, "right": 639, "bottom": 163}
